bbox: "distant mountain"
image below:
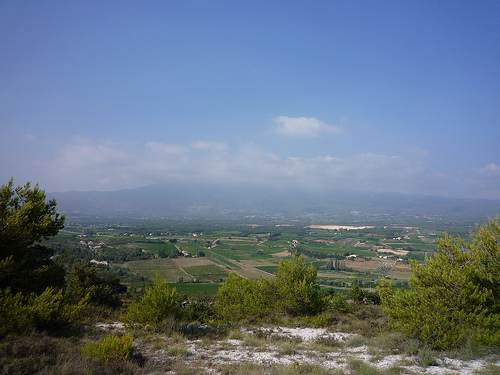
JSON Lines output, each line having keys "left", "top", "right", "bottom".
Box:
{"left": 49, "top": 184, "right": 500, "bottom": 221}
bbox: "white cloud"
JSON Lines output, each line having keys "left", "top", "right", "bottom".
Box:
{"left": 478, "top": 163, "right": 500, "bottom": 177}
{"left": 43, "top": 139, "right": 427, "bottom": 194}
{"left": 59, "top": 142, "right": 130, "bottom": 167}
{"left": 191, "top": 140, "right": 228, "bottom": 152}
{"left": 146, "top": 141, "right": 189, "bottom": 155}
{"left": 47, "top": 140, "right": 135, "bottom": 190}
{"left": 10, "top": 134, "right": 497, "bottom": 199}
{"left": 471, "top": 164, "right": 500, "bottom": 199}
{"left": 274, "top": 116, "right": 342, "bottom": 137}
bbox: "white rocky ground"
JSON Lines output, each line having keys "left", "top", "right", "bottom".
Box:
{"left": 99, "top": 324, "right": 500, "bottom": 374}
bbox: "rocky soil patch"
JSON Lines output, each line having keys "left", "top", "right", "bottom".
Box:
{"left": 112, "top": 325, "right": 500, "bottom": 374}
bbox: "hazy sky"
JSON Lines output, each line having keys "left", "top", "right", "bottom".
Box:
{"left": 1, "top": 1, "right": 499, "bottom": 198}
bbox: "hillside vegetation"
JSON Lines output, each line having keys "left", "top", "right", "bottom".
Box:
{"left": 1, "top": 180, "right": 499, "bottom": 374}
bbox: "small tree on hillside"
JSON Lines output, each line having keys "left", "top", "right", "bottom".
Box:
{"left": 274, "top": 252, "right": 324, "bottom": 316}
{"left": 124, "top": 273, "right": 181, "bottom": 328}
{"left": 66, "top": 263, "right": 126, "bottom": 309}
{"left": 379, "top": 216, "right": 500, "bottom": 349}
{"left": 215, "top": 252, "right": 324, "bottom": 322}
{"left": 0, "top": 180, "right": 89, "bottom": 334}
{"left": 0, "top": 179, "right": 66, "bottom": 294}
{"left": 349, "top": 284, "right": 365, "bottom": 304}
{"left": 215, "top": 272, "right": 274, "bottom": 322}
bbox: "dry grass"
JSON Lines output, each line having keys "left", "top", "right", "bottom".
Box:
{"left": 3, "top": 321, "right": 499, "bottom": 375}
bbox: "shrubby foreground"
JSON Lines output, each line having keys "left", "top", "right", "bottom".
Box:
{"left": 1, "top": 180, "right": 500, "bottom": 374}
{"left": 379, "top": 216, "right": 500, "bottom": 349}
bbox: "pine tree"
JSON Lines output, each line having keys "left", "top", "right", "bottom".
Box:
{"left": 274, "top": 252, "right": 324, "bottom": 316}
{"left": 0, "top": 179, "right": 65, "bottom": 294}
{"left": 125, "top": 273, "right": 181, "bottom": 327}
{"left": 379, "top": 216, "right": 500, "bottom": 349}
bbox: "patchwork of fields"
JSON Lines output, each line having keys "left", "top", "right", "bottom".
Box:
{"left": 119, "top": 224, "right": 431, "bottom": 293}
{"left": 52, "top": 220, "right": 446, "bottom": 294}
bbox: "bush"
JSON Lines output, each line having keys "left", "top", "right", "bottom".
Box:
{"left": 215, "top": 273, "right": 274, "bottom": 322}
{"left": 0, "top": 180, "right": 66, "bottom": 295}
{"left": 379, "top": 216, "right": 500, "bottom": 349}
{"left": 274, "top": 252, "right": 324, "bottom": 316}
{"left": 328, "top": 292, "right": 349, "bottom": 313}
{"left": 181, "top": 294, "right": 216, "bottom": 324}
{"left": 215, "top": 252, "right": 325, "bottom": 322}
{"left": 66, "top": 263, "right": 126, "bottom": 309}
{"left": 0, "top": 287, "right": 87, "bottom": 335}
{"left": 82, "top": 334, "right": 133, "bottom": 361}
{"left": 299, "top": 313, "right": 335, "bottom": 328}
{"left": 124, "top": 273, "right": 181, "bottom": 328}
{"left": 349, "top": 284, "right": 365, "bottom": 304}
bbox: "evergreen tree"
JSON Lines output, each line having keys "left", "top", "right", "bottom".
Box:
{"left": 349, "top": 284, "right": 365, "bottom": 304}
{"left": 215, "top": 273, "right": 274, "bottom": 322}
{"left": 66, "top": 263, "right": 126, "bottom": 309}
{"left": 379, "top": 216, "right": 500, "bottom": 349}
{"left": 0, "top": 179, "right": 65, "bottom": 294}
{"left": 125, "top": 273, "right": 181, "bottom": 328}
{"left": 274, "top": 252, "right": 324, "bottom": 316}
{"left": 215, "top": 252, "right": 324, "bottom": 321}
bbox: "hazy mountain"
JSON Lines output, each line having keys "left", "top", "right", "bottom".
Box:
{"left": 49, "top": 184, "right": 500, "bottom": 222}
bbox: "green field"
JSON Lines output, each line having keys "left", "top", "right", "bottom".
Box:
{"left": 183, "top": 264, "right": 229, "bottom": 282}
{"left": 52, "top": 217, "right": 452, "bottom": 295}
{"left": 169, "top": 283, "right": 221, "bottom": 295}
{"left": 255, "top": 265, "right": 279, "bottom": 274}
{"left": 126, "top": 258, "right": 185, "bottom": 282}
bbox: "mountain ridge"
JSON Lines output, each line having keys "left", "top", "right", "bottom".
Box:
{"left": 49, "top": 184, "right": 500, "bottom": 221}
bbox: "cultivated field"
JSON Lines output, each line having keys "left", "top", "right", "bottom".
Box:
{"left": 52, "top": 219, "right": 443, "bottom": 295}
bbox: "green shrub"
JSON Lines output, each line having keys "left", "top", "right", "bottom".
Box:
{"left": 0, "top": 287, "right": 87, "bottom": 335}
{"left": 181, "top": 294, "right": 216, "bottom": 324}
{"left": 299, "top": 313, "right": 335, "bottom": 328}
{"left": 347, "top": 358, "right": 382, "bottom": 374}
{"left": 328, "top": 292, "right": 349, "bottom": 313}
{"left": 215, "top": 252, "right": 325, "bottom": 322}
{"left": 215, "top": 273, "right": 274, "bottom": 322}
{"left": 124, "top": 273, "right": 181, "bottom": 328}
{"left": 274, "top": 252, "right": 324, "bottom": 316}
{"left": 379, "top": 216, "right": 500, "bottom": 349}
{"left": 0, "top": 180, "right": 66, "bottom": 295}
{"left": 66, "top": 263, "right": 126, "bottom": 309}
{"left": 82, "top": 333, "right": 133, "bottom": 361}
{"left": 349, "top": 284, "right": 365, "bottom": 304}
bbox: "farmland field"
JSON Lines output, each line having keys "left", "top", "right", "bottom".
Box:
{"left": 126, "top": 258, "right": 185, "bottom": 282}
{"left": 48, "top": 217, "right": 454, "bottom": 294}
{"left": 255, "top": 265, "right": 279, "bottom": 274}
{"left": 182, "top": 264, "right": 229, "bottom": 282}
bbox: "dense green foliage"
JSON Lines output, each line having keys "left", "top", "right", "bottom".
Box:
{"left": 379, "top": 216, "right": 500, "bottom": 349}
{"left": 0, "top": 180, "right": 65, "bottom": 294}
{"left": 66, "top": 263, "right": 127, "bottom": 309}
{"left": 215, "top": 273, "right": 274, "bottom": 322}
{"left": 0, "top": 287, "right": 87, "bottom": 335}
{"left": 0, "top": 180, "right": 83, "bottom": 335}
{"left": 82, "top": 334, "right": 133, "bottom": 361}
{"left": 0, "top": 180, "right": 126, "bottom": 335}
{"left": 274, "top": 252, "right": 324, "bottom": 316}
{"left": 215, "top": 253, "right": 325, "bottom": 322}
{"left": 125, "top": 273, "right": 182, "bottom": 327}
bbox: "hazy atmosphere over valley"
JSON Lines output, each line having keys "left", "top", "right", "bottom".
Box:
{"left": 1, "top": 1, "right": 499, "bottom": 200}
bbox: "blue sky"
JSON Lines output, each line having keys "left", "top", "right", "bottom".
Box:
{"left": 1, "top": 1, "right": 499, "bottom": 198}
